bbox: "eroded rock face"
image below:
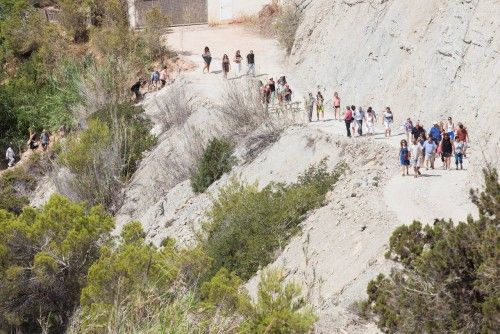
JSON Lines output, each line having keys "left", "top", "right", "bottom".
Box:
{"left": 290, "top": 0, "right": 499, "bottom": 162}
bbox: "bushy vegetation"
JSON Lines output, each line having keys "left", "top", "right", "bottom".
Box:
{"left": 0, "top": 0, "right": 169, "bottom": 150}
{"left": 0, "top": 161, "right": 339, "bottom": 333}
{"left": 0, "top": 195, "right": 114, "bottom": 333}
{"left": 0, "top": 167, "right": 36, "bottom": 213}
{"left": 73, "top": 223, "right": 316, "bottom": 334}
{"left": 361, "top": 168, "right": 499, "bottom": 333}
{"left": 58, "top": 104, "right": 156, "bottom": 211}
{"left": 190, "top": 137, "right": 235, "bottom": 193}
{"left": 202, "top": 159, "right": 346, "bottom": 280}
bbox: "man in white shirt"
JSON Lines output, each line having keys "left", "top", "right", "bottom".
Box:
{"left": 5, "top": 144, "right": 15, "bottom": 167}
{"left": 422, "top": 136, "right": 437, "bottom": 170}
{"left": 354, "top": 106, "right": 365, "bottom": 136}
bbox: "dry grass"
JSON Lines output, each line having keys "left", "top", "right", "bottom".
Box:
{"left": 153, "top": 85, "right": 197, "bottom": 132}
{"left": 67, "top": 286, "right": 239, "bottom": 334}
{"left": 219, "top": 78, "right": 287, "bottom": 162}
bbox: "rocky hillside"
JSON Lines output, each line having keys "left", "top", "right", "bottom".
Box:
{"left": 291, "top": 0, "right": 499, "bottom": 163}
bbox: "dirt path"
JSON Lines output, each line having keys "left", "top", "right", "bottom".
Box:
{"left": 308, "top": 118, "right": 477, "bottom": 225}
{"left": 143, "top": 23, "right": 479, "bottom": 332}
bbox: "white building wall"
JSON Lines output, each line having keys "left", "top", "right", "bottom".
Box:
{"left": 208, "top": 0, "right": 270, "bottom": 24}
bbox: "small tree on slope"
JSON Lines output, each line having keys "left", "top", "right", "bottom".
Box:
{"left": 362, "top": 167, "right": 499, "bottom": 333}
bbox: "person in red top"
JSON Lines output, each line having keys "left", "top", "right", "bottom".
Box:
{"left": 456, "top": 122, "right": 470, "bottom": 157}
{"left": 344, "top": 105, "right": 353, "bottom": 137}
{"left": 333, "top": 91, "right": 341, "bottom": 120}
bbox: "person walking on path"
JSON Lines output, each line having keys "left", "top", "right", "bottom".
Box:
{"left": 316, "top": 91, "right": 324, "bottom": 121}
{"left": 412, "top": 121, "right": 425, "bottom": 141}
{"left": 454, "top": 136, "right": 465, "bottom": 170}
{"left": 284, "top": 84, "right": 292, "bottom": 103}
{"left": 399, "top": 139, "right": 410, "bottom": 176}
{"left": 150, "top": 69, "right": 160, "bottom": 91}
{"left": 41, "top": 129, "right": 50, "bottom": 151}
{"left": 440, "top": 133, "right": 453, "bottom": 170}
{"left": 5, "top": 144, "right": 15, "bottom": 167}
{"left": 234, "top": 50, "right": 242, "bottom": 77}
{"left": 382, "top": 107, "right": 394, "bottom": 137}
{"left": 160, "top": 65, "right": 168, "bottom": 88}
{"left": 446, "top": 117, "right": 455, "bottom": 140}
{"left": 344, "top": 106, "right": 353, "bottom": 137}
{"left": 423, "top": 136, "right": 437, "bottom": 170}
{"left": 246, "top": 50, "right": 255, "bottom": 76}
{"left": 268, "top": 78, "right": 276, "bottom": 105}
{"left": 277, "top": 81, "right": 285, "bottom": 106}
{"left": 404, "top": 118, "right": 414, "bottom": 142}
{"left": 365, "top": 107, "right": 376, "bottom": 136}
{"left": 306, "top": 92, "right": 315, "bottom": 122}
{"left": 28, "top": 130, "right": 39, "bottom": 151}
{"left": 350, "top": 105, "right": 357, "bottom": 136}
{"left": 202, "top": 47, "right": 212, "bottom": 73}
{"left": 456, "top": 122, "right": 470, "bottom": 157}
{"left": 429, "top": 122, "right": 442, "bottom": 145}
{"left": 333, "top": 92, "right": 341, "bottom": 120}
{"left": 409, "top": 138, "right": 423, "bottom": 178}
{"left": 222, "top": 54, "right": 230, "bottom": 79}
{"left": 354, "top": 106, "right": 365, "bottom": 136}
{"left": 131, "top": 79, "right": 146, "bottom": 101}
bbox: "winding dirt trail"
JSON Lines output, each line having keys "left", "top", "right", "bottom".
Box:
{"left": 156, "top": 24, "right": 479, "bottom": 332}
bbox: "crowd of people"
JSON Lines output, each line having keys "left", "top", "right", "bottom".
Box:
{"left": 299, "top": 89, "right": 471, "bottom": 177}
{"left": 4, "top": 129, "right": 53, "bottom": 169}
{"left": 123, "top": 46, "right": 474, "bottom": 183}
{"left": 202, "top": 47, "right": 256, "bottom": 78}
{"left": 399, "top": 118, "right": 470, "bottom": 177}
{"left": 130, "top": 65, "right": 169, "bottom": 101}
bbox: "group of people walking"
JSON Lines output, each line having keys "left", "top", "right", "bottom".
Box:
{"left": 4, "top": 129, "right": 50, "bottom": 168}
{"left": 399, "top": 118, "right": 470, "bottom": 177}
{"left": 202, "top": 47, "right": 256, "bottom": 78}
{"left": 301, "top": 88, "right": 472, "bottom": 178}
{"left": 259, "top": 76, "right": 293, "bottom": 106}
{"left": 130, "top": 65, "right": 169, "bottom": 101}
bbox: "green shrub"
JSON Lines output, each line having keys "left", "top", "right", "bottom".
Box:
{"left": 200, "top": 267, "right": 251, "bottom": 313}
{"left": 190, "top": 137, "right": 236, "bottom": 193}
{"left": 0, "top": 194, "right": 114, "bottom": 333}
{"left": 79, "top": 222, "right": 180, "bottom": 331}
{"left": 92, "top": 103, "right": 157, "bottom": 179}
{"left": 239, "top": 269, "right": 317, "bottom": 333}
{"left": 363, "top": 168, "right": 500, "bottom": 333}
{"left": 0, "top": 167, "right": 36, "bottom": 214}
{"left": 58, "top": 105, "right": 156, "bottom": 210}
{"left": 202, "top": 159, "right": 346, "bottom": 280}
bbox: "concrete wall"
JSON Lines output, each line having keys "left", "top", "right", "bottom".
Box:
{"left": 208, "top": 0, "right": 270, "bottom": 24}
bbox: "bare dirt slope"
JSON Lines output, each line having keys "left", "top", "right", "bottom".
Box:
{"left": 291, "top": 0, "right": 500, "bottom": 162}
{"left": 113, "top": 21, "right": 489, "bottom": 332}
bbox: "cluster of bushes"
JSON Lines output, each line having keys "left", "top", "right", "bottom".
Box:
{"left": 0, "top": 152, "right": 52, "bottom": 214}
{"left": 361, "top": 168, "right": 499, "bottom": 333}
{"left": 0, "top": 0, "right": 168, "bottom": 212}
{"left": 202, "top": 159, "right": 347, "bottom": 280}
{"left": 0, "top": 195, "right": 318, "bottom": 333}
{"left": 57, "top": 104, "right": 156, "bottom": 211}
{"left": 0, "top": 0, "right": 169, "bottom": 150}
{"left": 0, "top": 195, "right": 114, "bottom": 333}
{"left": 0, "top": 167, "right": 36, "bottom": 214}
{"left": 190, "top": 137, "right": 235, "bottom": 193}
{"left": 0, "top": 160, "right": 348, "bottom": 333}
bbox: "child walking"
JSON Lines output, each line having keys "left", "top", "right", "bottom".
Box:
{"left": 399, "top": 139, "right": 410, "bottom": 176}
